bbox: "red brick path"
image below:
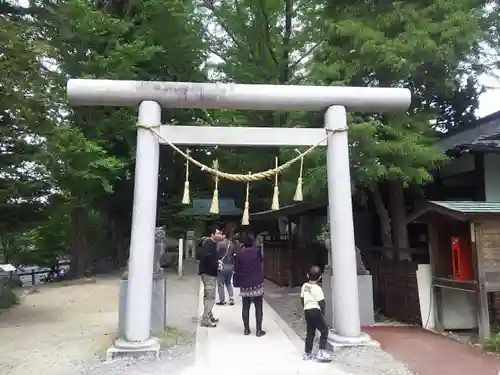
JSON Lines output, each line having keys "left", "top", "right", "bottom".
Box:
{"left": 363, "top": 326, "right": 500, "bottom": 375}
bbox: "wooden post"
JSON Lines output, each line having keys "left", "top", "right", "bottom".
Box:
{"left": 472, "top": 221, "right": 491, "bottom": 341}
{"left": 178, "top": 238, "right": 184, "bottom": 278}
{"left": 427, "top": 222, "right": 443, "bottom": 331}
{"left": 287, "top": 216, "right": 294, "bottom": 287}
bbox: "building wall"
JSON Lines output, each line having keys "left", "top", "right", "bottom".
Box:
{"left": 439, "top": 153, "right": 475, "bottom": 177}
{"left": 484, "top": 153, "right": 500, "bottom": 201}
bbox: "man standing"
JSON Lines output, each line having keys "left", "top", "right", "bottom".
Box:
{"left": 199, "top": 225, "right": 222, "bottom": 327}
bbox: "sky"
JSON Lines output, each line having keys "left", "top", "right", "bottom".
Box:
{"left": 477, "top": 74, "right": 500, "bottom": 117}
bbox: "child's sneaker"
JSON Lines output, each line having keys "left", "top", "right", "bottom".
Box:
{"left": 316, "top": 349, "right": 332, "bottom": 362}
{"left": 302, "top": 352, "right": 314, "bottom": 360}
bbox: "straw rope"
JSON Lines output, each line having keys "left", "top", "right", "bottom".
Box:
{"left": 137, "top": 124, "right": 347, "bottom": 182}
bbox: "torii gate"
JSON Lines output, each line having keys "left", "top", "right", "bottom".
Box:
{"left": 67, "top": 79, "right": 410, "bottom": 356}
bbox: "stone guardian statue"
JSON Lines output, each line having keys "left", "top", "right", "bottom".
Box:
{"left": 318, "top": 221, "right": 369, "bottom": 275}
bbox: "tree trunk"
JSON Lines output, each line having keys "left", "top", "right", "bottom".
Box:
{"left": 280, "top": 0, "right": 293, "bottom": 85}
{"left": 68, "top": 205, "right": 88, "bottom": 278}
{"left": 388, "top": 180, "right": 410, "bottom": 260}
{"left": 369, "top": 183, "right": 393, "bottom": 250}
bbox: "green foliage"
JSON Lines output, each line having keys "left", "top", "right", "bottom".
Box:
{"left": 483, "top": 327, "right": 500, "bottom": 352}
{"left": 1, "top": 0, "right": 497, "bottom": 269}
{"left": 304, "top": 0, "right": 496, "bottom": 195}
{"left": 0, "top": 280, "right": 20, "bottom": 309}
{"left": 0, "top": 5, "right": 54, "bottom": 234}
{"left": 196, "top": 0, "right": 324, "bottom": 206}
{"left": 1, "top": 0, "right": 208, "bottom": 272}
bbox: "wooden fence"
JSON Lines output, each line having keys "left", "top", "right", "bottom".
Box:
{"left": 365, "top": 255, "right": 422, "bottom": 324}
{"left": 263, "top": 240, "right": 328, "bottom": 287}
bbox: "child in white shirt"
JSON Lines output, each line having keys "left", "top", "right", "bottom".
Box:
{"left": 300, "top": 265, "right": 332, "bottom": 362}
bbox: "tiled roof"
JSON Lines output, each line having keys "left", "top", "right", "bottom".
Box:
{"left": 177, "top": 198, "right": 242, "bottom": 216}
{"left": 429, "top": 201, "right": 500, "bottom": 214}
{"left": 407, "top": 200, "right": 500, "bottom": 223}
{"left": 437, "top": 110, "right": 500, "bottom": 152}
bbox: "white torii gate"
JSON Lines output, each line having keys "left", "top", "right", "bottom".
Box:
{"left": 67, "top": 79, "right": 411, "bottom": 355}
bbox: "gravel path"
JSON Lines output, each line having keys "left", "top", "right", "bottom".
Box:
{"left": 78, "top": 263, "right": 201, "bottom": 375}
{"left": 2, "top": 264, "right": 416, "bottom": 375}
{"left": 0, "top": 263, "right": 201, "bottom": 375}
{"left": 263, "top": 280, "right": 415, "bottom": 375}
{"left": 0, "top": 276, "right": 120, "bottom": 375}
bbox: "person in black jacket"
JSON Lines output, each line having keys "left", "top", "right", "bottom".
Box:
{"left": 199, "top": 225, "right": 223, "bottom": 327}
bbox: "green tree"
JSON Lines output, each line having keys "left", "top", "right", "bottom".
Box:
{"left": 308, "top": 0, "right": 497, "bottom": 248}
{"left": 0, "top": 2, "right": 56, "bottom": 264}
{"left": 36, "top": 0, "right": 208, "bottom": 275}
{"left": 196, "top": 0, "right": 323, "bottom": 211}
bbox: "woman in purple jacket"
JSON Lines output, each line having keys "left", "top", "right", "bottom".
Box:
{"left": 233, "top": 232, "right": 266, "bottom": 337}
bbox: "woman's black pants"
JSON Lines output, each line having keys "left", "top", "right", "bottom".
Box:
{"left": 242, "top": 296, "right": 263, "bottom": 331}
{"left": 304, "top": 308, "right": 329, "bottom": 353}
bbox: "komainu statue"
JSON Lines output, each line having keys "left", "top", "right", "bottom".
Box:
{"left": 318, "top": 222, "right": 369, "bottom": 275}
{"left": 154, "top": 226, "right": 167, "bottom": 271}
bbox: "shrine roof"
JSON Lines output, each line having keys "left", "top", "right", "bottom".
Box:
{"left": 438, "top": 110, "right": 500, "bottom": 153}
{"left": 251, "top": 200, "right": 326, "bottom": 220}
{"left": 407, "top": 200, "right": 500, "bottom": 223}
{"left": 177, "top": 198, "right": 242, "bottom": 217}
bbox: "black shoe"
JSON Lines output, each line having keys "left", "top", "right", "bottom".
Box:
{"left": 229, "top": 298, "right": 234, "bottom": 306}
{"left": 201, "top": 321, "right": 217, "bottom": 328}
{"left": 216, "top": 301, "right": 226, "bottom": 306}
{"left": 210, "top": 316, "right": 219, "bottom": 323}
{"left": 244, "top": 329, "right": 251, "bottom": 335}
{"left": 256, "top": 330, "right": 267, "bottom": 337}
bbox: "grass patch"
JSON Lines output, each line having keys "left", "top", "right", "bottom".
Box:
{"left": 161, "top": 326, "right": 186, "bottom": 348}
{"left": 94, "top": 327, "right": 187, "bottom": 359}
{"left": 0, "top": 281, "right": 20, "bottom": 309}
{"left": 483, "top": 328, "right": 500, "bottom": 352}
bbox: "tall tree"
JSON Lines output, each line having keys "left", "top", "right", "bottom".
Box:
{"left": 308, "top": 0, "right": 497, "bottom": 249}
{"left": 0, "top": 3, "right": 54, "bottom": 250}
{"left": 1, "top": 0, "right": 232, "bottom": 271}
{"left": 196, "top": 0, "right": 323, "bottom": 210}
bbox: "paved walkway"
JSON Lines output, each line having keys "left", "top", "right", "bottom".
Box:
{"left": 187, "top": 286, "right": 352, "bottom": 375}
{"left": 364, "top": 326, "right": 500, "bottom": 375}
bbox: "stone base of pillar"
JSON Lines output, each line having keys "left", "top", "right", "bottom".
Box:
{"left": 151, "top": 270, "right": 166, "bottom": 336}
{"left": 118, "top": 270, "right": 166, "bottom": 339}
{"left": 106, "top": 337, "right": 161, "bottom": 361}
{"left": 327, "top": 330, "right": 379, "bottom": 349}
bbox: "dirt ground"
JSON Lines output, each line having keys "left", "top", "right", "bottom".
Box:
{"left": 0, "top": 276, "right": 120, "bottom": 375}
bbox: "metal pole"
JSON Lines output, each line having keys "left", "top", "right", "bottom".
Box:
{"left": 178, "top": 238, "right": 184, "bottom": 277}
{"left": 325, "top": 105, "right": 361, "bottom": 338}
{"left": 163, "top": 272, "right": 168, "bottom": 329}
{"left": 124, "top": 101, "right": 161, "bottom": 342}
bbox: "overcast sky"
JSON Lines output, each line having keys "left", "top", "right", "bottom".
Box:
{"left": 477, "top": 74, "right": 500, "bottom": 117}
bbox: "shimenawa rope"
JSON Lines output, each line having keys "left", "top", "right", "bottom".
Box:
{"left": 136, "top": 124, "right": 347, "bottom": 182}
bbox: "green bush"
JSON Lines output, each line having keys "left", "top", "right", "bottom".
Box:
{"left": 0, "top": 279, "right": 20, "bottom": 309}
{"left": 483, "top": 328, "right": 500, "bottom": 352}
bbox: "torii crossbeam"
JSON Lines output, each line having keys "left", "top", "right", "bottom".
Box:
{"left": 67, "top": 79, "right": 411, "bottom": 356}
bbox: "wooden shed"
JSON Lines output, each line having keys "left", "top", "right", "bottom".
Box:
{"left": 407, "top": 200, "right": 500, "bottom": 340}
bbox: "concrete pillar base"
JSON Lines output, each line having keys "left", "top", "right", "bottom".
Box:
{"left": 106, "top": 337, "right": 161, "bottom": 361}
{"left": 118, "top": 270, "right": 166, "bottom": 339}
{"left": 327, "top": 330, "right": 379, "bottom": 349}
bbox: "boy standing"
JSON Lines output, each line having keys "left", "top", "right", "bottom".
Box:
{"left": 300, "top": 265, "right": 332, "bottom": 362}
